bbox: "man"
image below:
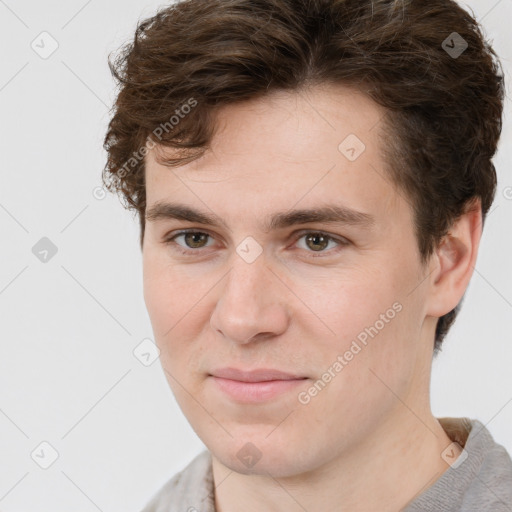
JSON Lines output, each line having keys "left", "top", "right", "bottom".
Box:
{"left": 103, "top": 0, "right": 512, "bottom": 510}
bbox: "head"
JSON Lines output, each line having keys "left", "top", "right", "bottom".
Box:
{"left": 103, "top": 0, "right": 504, "bottom": 476}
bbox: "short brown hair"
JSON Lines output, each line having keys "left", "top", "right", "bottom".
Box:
{"left": 102, "top": 0, "right": 504, "bottom": 354}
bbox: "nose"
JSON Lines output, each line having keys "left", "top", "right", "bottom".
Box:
{"left": 210, "top": 253, "right": 290, "bottom": 345}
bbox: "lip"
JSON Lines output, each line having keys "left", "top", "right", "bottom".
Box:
{"left": 209, "top": 367, "right": 308, "bottom": 403}
{"left": 210, "top": 367, "right": 306, "bottom": 382}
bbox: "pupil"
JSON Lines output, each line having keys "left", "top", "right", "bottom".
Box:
{"left": 307, "top": 233, "right": 327, "bottom": 251}
{"left": 186, "top": 233, "right": 205, "bottom": 248}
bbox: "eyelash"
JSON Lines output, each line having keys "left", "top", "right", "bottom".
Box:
{"left": 163, "top": 229, "right": 349, "bottom": 258}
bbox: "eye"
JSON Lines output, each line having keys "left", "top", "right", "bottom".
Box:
{"left": 165, "top": 230, "right": 214, "bottom": 253}
{"left": 293, "top": 231, "right": 349, "bottom": 257}
{"left": 164, "top": 229, "right": 348, "bottom": 257}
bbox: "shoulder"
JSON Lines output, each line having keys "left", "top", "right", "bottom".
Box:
{"left": 460, "top": 419, "right": 512, "bottom": 510}
{"left": 140, "top": 449, "right": 214, "bottom": 512}
{"left": 404, "top": 417, "right": 512, "bottom": 511}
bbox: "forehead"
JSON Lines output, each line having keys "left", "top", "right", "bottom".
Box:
{"left": 144, "top": 84, "right": 403, "bottom": 226}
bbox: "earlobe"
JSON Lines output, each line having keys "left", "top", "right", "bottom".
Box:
{"left": 426, "top": 199, "right": 483, "bottom": 317}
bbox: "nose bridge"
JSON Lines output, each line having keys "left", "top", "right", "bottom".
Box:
{"left": 210, "top": 250, "right": 288, "bottom": 344}
{"left": 227, "top": 250, "right": 270, "bottom": 303}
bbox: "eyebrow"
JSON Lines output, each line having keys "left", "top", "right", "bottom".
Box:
{"left": 146, "top": 201, "right": 375, "bottom": 232}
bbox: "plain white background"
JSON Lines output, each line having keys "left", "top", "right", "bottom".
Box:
{"left": 0, "top": 0, "right": 511, "bottom": 510}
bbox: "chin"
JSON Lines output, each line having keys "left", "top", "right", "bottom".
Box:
{"left": 207, "top": 432, "right": 322, "bottom": 478}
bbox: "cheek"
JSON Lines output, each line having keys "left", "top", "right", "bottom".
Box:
{"left": 143, "top": 256, "right": 171, "bottom": 335}
{"left": 299, "top": 268, "right": 401, "bottom": 349}
{"left": 142, "top": 254, "right": 212, "bottom": 372}
{"left": 301, "top": 265, "right": 418, "bottom": 396}
{"left": 143, "top": 253, "right": 189, "bottom": 345}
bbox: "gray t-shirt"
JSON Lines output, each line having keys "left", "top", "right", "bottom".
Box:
{"left": 140, "top": 417, "right": 512, "bottom": 511}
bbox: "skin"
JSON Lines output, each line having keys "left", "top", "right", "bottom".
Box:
{"left": 142, "top": 83, "right": 482, "bottom": 511}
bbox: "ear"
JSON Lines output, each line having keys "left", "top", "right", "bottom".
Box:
{"left": 425, "top": 198, "right": 483, "bottom": 318}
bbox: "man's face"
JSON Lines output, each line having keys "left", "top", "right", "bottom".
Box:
{"left": 142, "top": 84, "right": 435, "bottom": 477}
